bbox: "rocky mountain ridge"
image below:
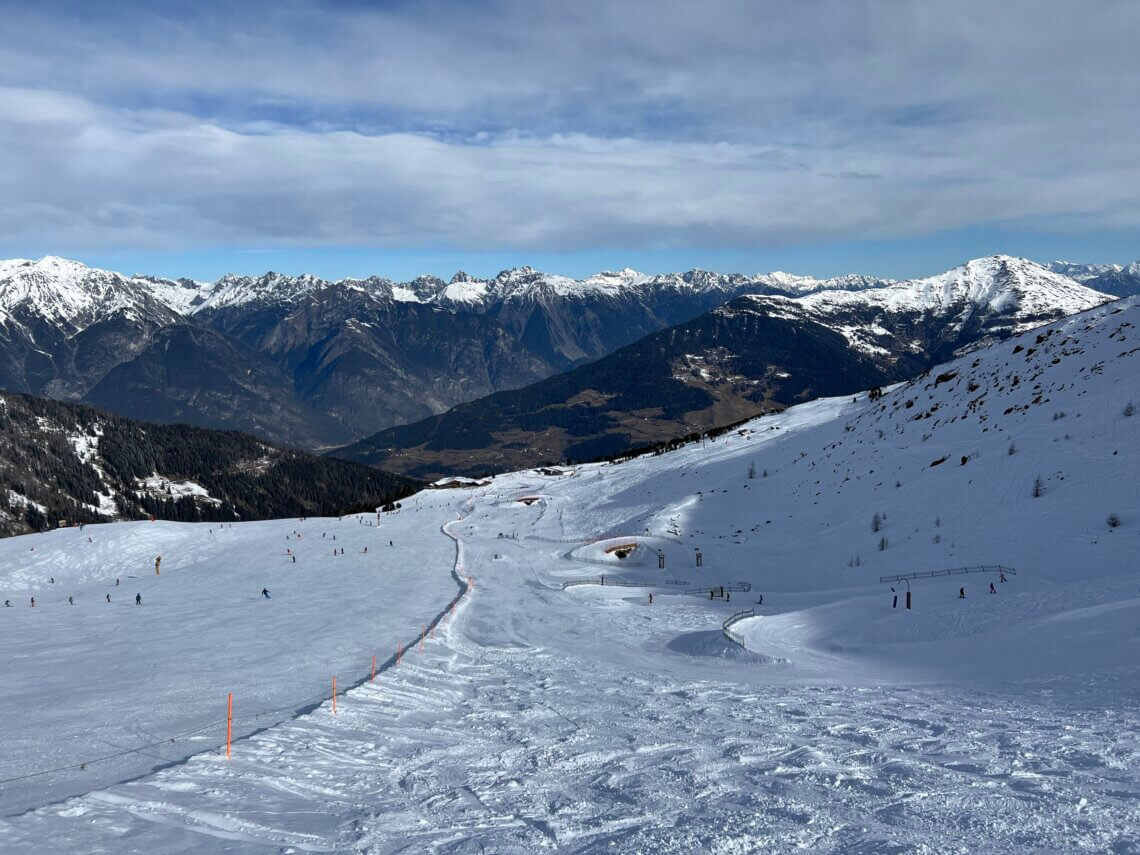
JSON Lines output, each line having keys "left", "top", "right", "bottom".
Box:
{"left": 0, "top": 254, "right": 1122, "bottom": 449}
{"left": 337, "top": 256, "right": 1115, "bottom": 477}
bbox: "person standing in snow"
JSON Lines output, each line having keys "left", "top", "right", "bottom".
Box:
{"left": 959, "top": 587, "right": 965, "bottom": 599}
{"left": 115, "top": 578, "right": 120, "bottom": 586}
{"left": 30, "top": 597, "right": 36, "bottom": 607}
{"left": 155, "top": 555, "right": 162, "bottom": 576}
{"left": 106, "top": 593, "right": 111, "bottom": 603}
{"left": 4, "top": 600, "right": 10, "bottom": 607}
{"left": 989, "top": 582, "right": 996, "bottom": 594}
{"left": 648, "top": 593, "right": 654, "bottom": 605}
{"left": 135, "top": 593, "right": 142, "bottom": 606}
{"left": 261, "top": 588, "right": 271, "bottom": 599}
{"left": 68, "top": 596, "right": 74, "bottom": 605}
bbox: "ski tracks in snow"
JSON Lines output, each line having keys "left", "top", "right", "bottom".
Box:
{"left": 1, "top": 496, "right": 1138, "bottom": 853}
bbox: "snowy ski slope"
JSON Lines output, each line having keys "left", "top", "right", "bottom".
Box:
{"left": 0, "top": 297, "right": 1136, "bottom": 852}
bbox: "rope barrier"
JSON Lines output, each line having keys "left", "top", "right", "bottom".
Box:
{"left": 560, "top": 576, "right": 689, "bottom": 590}
{"left": 722, "top": 607, "right": 755, "bottom": 649}
{"left": 685, "top": 582, "right": 752, "bottom": 595}
{"left": 878, "top": 565, "right": 1016, "bottom": 584}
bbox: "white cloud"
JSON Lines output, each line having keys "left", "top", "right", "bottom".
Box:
{"left": 0, "top": 1, "right": 1138, "bottom": 252}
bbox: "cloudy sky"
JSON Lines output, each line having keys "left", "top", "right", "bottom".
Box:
{"left": 1, "top": 0, "right": 1138, "bottom": 280}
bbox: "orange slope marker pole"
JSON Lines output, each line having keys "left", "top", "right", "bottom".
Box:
{"left": 332, "top": 677, "right": 337, "bottom": 714}
{"left": 226, "top": 692, "right": 233, "bottom": 759}
{"left": 371, "top": 655, "right": 376, "bottom": 682}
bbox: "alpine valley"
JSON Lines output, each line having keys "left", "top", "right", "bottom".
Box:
{"left": 0, "top": 254, "right": 1126, "bottom": 479}
{"left": 338, "top": 256, "right": 1116, "bottom": 477}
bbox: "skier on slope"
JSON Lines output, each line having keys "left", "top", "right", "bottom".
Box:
{"left": 262, "top": 588, "right": 271, "bottom": 599}
{"left": 989, "top": 582, "right": 996, "bottom": 594}
{"left": 68, "top": 596, "right": 74, "bottom": 605}
{"left": 30, "top": 597, "right": 35, "bottom": 608}
{"left": 959, "top": 587, "right": 966, "bottom": 599}
{"left": 106, "top": 594, "right": 111, "bottom": 603}
{"left": 135, "top": 593, "right": 142, "bottom": 606}
{"left": 4, "top": 600, "right": 10, "bottom": 607}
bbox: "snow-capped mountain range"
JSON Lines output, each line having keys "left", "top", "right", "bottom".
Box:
{"left": 340, "top": 255, "right": 1116, "bottom": 477}
{"left": 1047, "top": 259, "right": 1140, "bottom": 297}
{"left": 132, "top": 263, "right": 892, "bottom": 315}
{"left": 0, "top": 254, "right": 1121, "bottom": 450}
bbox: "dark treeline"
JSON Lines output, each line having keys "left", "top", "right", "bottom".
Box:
{"left": 567, "top": 415, "right": 760, "bottom": 467}
{"left": 0, "top": 392, "right": 420, "bottom": 537}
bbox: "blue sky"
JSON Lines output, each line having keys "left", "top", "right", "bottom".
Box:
{"left": 1, "top": 1, "right": 1138, "bottom": 281}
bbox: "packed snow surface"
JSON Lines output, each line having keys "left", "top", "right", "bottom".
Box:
{"left": 0, "top": 298, "right": 1137, "bottom": 852}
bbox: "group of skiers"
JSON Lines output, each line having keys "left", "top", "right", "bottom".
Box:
{"left": 7, "top": 592, "right": 142, "bottom": 607}
{"left": 959, "top": 572, "right": 1007, "bottom": 599}
{"left": 7, "top": 513, "right": 395, "bottom": 614}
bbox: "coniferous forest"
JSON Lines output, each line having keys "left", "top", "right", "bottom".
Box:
{"left": 0, "top": 391, "right": 420, "bottom": 537}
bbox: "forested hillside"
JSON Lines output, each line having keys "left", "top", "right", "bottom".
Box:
{"left": 0, "top": 392, "right": 419, "bottom": 536}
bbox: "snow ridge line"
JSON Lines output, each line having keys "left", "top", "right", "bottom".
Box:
{"left": 0, "top": 514, "right": 473, "bottom": 803}
{"left": 527, "top": 533, "right": 684, "bottom": 545}
{"left": 594, "top": 533, "right": 685, "bottom": 545}
{"left": 566, "top": 555, "right": 649, "bottom": 568}
{"left": 560, "top": 577, "right": 690, "bottom": 590}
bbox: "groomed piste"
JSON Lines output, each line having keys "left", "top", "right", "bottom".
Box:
{"left": 0, "top": 297, "right": 1137, "bottom": 852}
